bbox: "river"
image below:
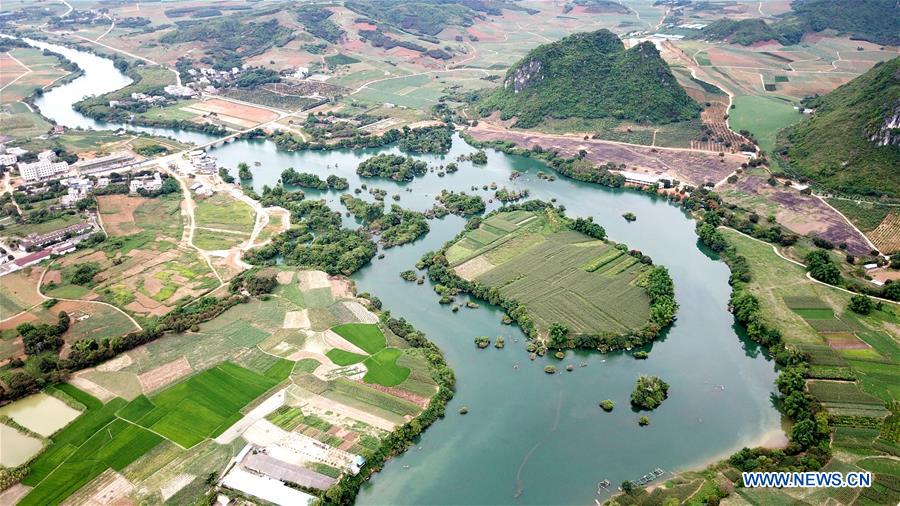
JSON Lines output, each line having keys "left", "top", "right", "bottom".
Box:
{"left": 19, "top": 38, "right": 783, "bottom": 505}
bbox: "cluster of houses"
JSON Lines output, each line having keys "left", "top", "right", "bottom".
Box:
{"left": 188, "top": 150, "right": 218, "bottom": 174}
{"left": 109, "top": 92, "right": 168, "bottom": 109}
{"left": 181, "top": 65, "right": 251, "bottom": 94}
{"left": 0, "top": 218, "right": 100, "bottom": 275}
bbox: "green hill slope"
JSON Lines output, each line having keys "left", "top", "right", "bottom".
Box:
{"left": 777, "top": 58, "right": 900, "bottom": 198}
{"left": 476, "top": 30, "right": 700, "bottom": 128}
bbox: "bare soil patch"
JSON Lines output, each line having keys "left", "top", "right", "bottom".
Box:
{"left": 276, "top": 271, "right": 295, "bottom": 285}
{"left": 454, "top": 255, "right": 495, "bottom": 280}
{"left": 138, "top": 356, "right": 193, "bottom": 393}
{"left": 97, "top": 195, "right": 147, "bottom": 237}
{"left": 329, "top": 277, "right": 354, "bottom": 299}
{"left": 721, "top": 177, "right": 871, "bottom": 255}
{"left": 69, "top": 372, "right": 117, "bottom": 402}
{"left": 467, "top": 123, "right": 741, "bottom": 186}
{"left": 298, "top": 270, "right": 331, "bottom": 290}
{"left": 191, "top": 98, "right": 277, "bottom": 124}
{"left": 283, "top": 310, "right": 311, "bottom": 329}
{"left": 96, "top": 353, "right": 133, "bottom": 372}
{"left": 63, "top": 469, "right": 134, "bottom": 506}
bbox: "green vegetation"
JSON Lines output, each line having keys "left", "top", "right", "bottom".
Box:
{"left": 424, "top": 203, "right": 674, "bottom": 352}
{"left": 363, "top": 348, "right": 411, "bottom": 386}
{"left": 599, "top": 399, "right": 614, "bottom": 411}
{"left": 398, "top": 126, "right": 452, "bottom": 154}
{"left": 477, "top": 30, "right": 700, "bottom": 128}
{"left": 697, "top": 18, "right": 795, "bottom": 46}
{"left": 777, "top": 58, "right": 900, "bottom": 198}
{"left": 326, "top": 348, "right": 367, "bottom": 365}
{"left": 345, "top": 0, "right": 483, "bottom": 36}
{"left": 630, "top": 375, "right": 669, "bottom": 410}
{"left": 133, "top": 362, "right": 279, "bottom": 448}
{"left": 730, "top": 95, "right": 802, "bottom": 153}
{"left": 331, "top": 323, "right": 386, "bottom": 354}
{"left": 281, "top": 168, "right": 329, "bottom": 189}
{"left": 246, "top": 200, "right": 376, "bottom": 275}
{"left": 325, "top": 53, "right": 360, "bottom": 66}
{"left": 357, "top": 154, "right": 428, "bottom": 181}
{"left": 161, "top": 18, "right": 293, "bottom": 69}
{"left": 436, "top": 190, "right": 485, "bottom": 216}
{"left": 698, "top": 1, "right": 899, "bottom": 46}
{"left": 296, "top": 5, "right": 345, "bottom": 43}
{"left": 789, "top": 0, "right": 900, "bottom": 46}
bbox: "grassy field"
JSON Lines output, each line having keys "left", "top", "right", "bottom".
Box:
{"left": 448, "top": 209, "right": 652, "bottom": 337}
{"left": 730, "top": 95, "right": 803, "bottom": 153}
{"left": 194, "top": 193, "right": 256, "bottom": 233}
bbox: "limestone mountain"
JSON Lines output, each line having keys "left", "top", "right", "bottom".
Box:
{"left": 777, "top": 57, "right": 900, "bottom": 198}
{"left": 476, "top": 29, "right": 701, "bottom": 128}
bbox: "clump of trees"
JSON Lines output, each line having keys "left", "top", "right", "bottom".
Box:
{"left": 357, "top": 154, "right": 428, "bottom": 182}
{"left": 458, "top": 150, "right": 488, "bottom": 165}
{"left": 18, "top": 311, "right": 70, "bottom": 356}
{"left": 474, "top": 336, "right": 490, "bottom": 348}
{"left": 244, "top": 199, "right": 377, "bottom": 276}
{"left": 229, "top": 268, "right": 278, "bottom": 295}
{"left": 805, "top": 250, "right": 841, "bottom": 285}
{"left": 436, "top": 190, "right": 485, "bottom": 216}
{"left": 848, "top": 294, "right": 875, "bottom": 315}
{"left": 572, "top": 217, "right": 606, "bottom": 240}
{"left": 599, "top": 399, "right": 614, "bottom": 411}
{"left": 400, "top": 270, "right": 417, "bottom": 282}
{"left": 282, "top": 168, "right": 328, "bottom": 190}
{"left": 238, "top": 162, "right": 253, "bottom": 181}
{"left": 630, "top": 375, "right": 669, "bottom": 410}
{"left": 398, "top": 126, "right": 453, "bottom": 154}
{"left": 69, "top": 263, "right": 102, "bottom": 286}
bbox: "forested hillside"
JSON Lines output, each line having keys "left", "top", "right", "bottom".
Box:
{"left": 698, "top": 0, "right": 899, "bottom": 46}
{"left": 476, "top": 30, "right": 700, "bottom": 128}
{"left": 777, "top": 58, "right": 900, "bottom": 198}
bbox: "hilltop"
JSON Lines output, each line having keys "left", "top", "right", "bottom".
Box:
{"left": 777, "top": 57, "right": 900, "bottom": 198}
{"left": 476, "top": 29, "right": 701, "bottom": 128}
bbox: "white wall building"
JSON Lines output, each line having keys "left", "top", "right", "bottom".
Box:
{"left": 18, "top": 160, "right": 70, "bottom": 182}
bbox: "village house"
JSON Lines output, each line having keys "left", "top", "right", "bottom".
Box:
{"left": 129, "top": 172, "right": 163, "bottom": 194}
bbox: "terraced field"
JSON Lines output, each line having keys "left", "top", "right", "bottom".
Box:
{"left": 448, "top": 209, "right": 652, "bottom": 337}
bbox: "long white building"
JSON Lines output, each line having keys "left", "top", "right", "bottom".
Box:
{"left": 18, "top": 159, "right": 70, "bottom": 182}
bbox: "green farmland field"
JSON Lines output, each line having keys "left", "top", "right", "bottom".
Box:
{"left": 730, "top": 95, "right": 803, "bottom": 153}
{"left": 363, "top": 348, "right": 411, "bottom": 387}
{"left": 448, "top": 210, "right": 652, "bottom": 337}
{"left": 332, "top": 323, "right": 386, "bottom": 354}
{"left": 134, "top": 362, "right": 279, "bottom": 448}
